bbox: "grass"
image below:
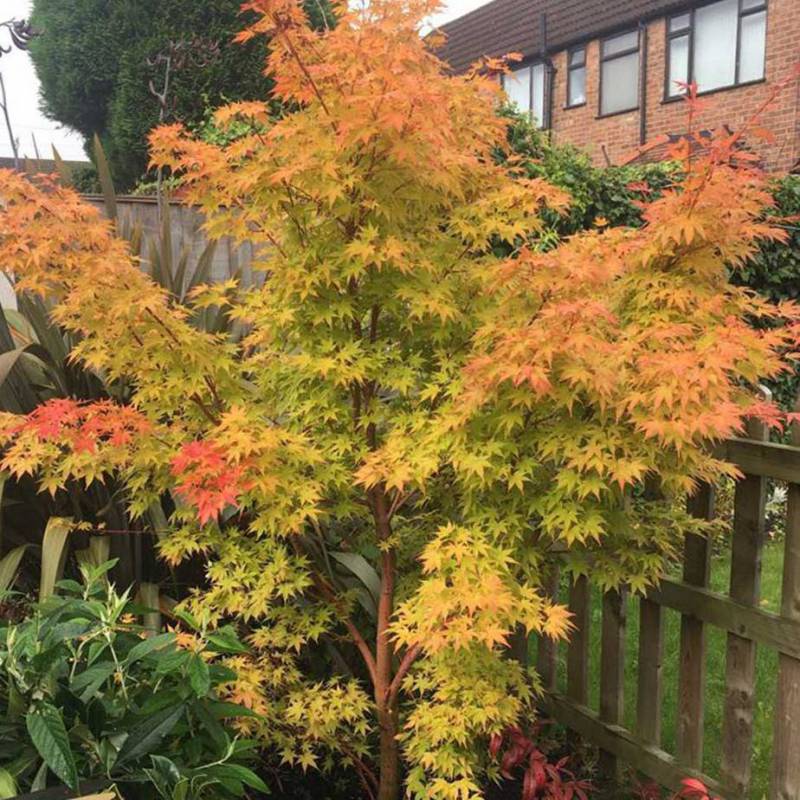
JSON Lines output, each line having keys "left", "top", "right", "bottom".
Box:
{"left": 535, "top": 540, "right": 785, "bottom": 800}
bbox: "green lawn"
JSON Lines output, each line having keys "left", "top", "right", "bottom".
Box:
{"left": 536, "top": 542, "right": 785, "bottom": 799}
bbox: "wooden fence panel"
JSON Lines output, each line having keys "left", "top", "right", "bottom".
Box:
{"left": 536, "top": 565, "right": 560, "bottom": 692}
{"left": 636, "top": 597, "right": 664, "bottom": 747}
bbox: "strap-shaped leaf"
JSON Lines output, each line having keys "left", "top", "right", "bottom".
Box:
{"left": 93, "top": 134, "right": 117, "bottom": 222}
{"left": 0, "top": 767, "right": 16, "bottom": 799}
{"left": 330, "top": 551, "right": 381, "bottom": 605}
{"left": 39, "top": 517, "right": 73, "bottom": 601}
{"left": 0, "top": 545, "right": 28, "bottom": 594}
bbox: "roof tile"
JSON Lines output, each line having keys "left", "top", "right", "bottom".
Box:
{"left": 435, "top": 0, "right": 692, "bottom": 72}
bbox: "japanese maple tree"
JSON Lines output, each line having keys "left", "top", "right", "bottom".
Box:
{"left": 0, "top": 2, "right": 798, "bottom": 799}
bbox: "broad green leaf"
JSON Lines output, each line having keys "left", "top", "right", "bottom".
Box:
{"left": 71, "top": 662, "right": 117, "bottom": 702}
{"left": 187, "top": 654, "right": 211, "bottom": 697}
{"left": 194, "top": 702, "right": 229, "bottom": 754}
{"left": 124, "top": 632, "right": 176, "bottom": 666}
{"left": 116, "top": 703, "right": 185, "bottom": 765}
{"left": 149, "top": 754, "right": 182, "bottom": 786}
{"left": 212, "top": 764, "right": 269, "bottom": 793}
{"left": 26, "top": 703, "right": 79, "bottom": 789}
{"left": 206, "top": 627, "right": 248, "bottom": 655}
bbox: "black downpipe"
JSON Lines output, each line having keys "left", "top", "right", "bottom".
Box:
{"left": 639, "top": 20, "right": 649, "bottom": 146}
{"left": 540, "top": 11, "right": 554, "bottom": 132}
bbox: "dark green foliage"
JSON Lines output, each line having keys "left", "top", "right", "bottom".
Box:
{"left": 30, "top": 0, "right": 333, "bottom": 190}
{"left": 733, "top": 174, "right": 800, "bottom": 409}
{"left": 735, "top": 175, "right": 800, "bottom": 304}
{"left": 501, "top": 108, "right": 677, "bottom": 239}
{"left": 0, "top": 561, "right": 261, "bottom": 798}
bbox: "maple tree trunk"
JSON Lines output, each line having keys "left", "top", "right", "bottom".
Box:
{"left": 373, "top": 490, "right": 401, "bottom": 800}
{"left": 376, "top": 701, "right": 401, "bottom": 800}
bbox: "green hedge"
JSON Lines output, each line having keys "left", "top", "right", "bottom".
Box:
{"left": 735, "top": 174, "right": 800, "bottom": 409}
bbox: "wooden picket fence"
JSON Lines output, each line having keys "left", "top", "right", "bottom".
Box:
{"left": 535, "top": 423, "right": 800, "bottom": 800}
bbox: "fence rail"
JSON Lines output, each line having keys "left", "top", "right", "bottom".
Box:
{"left": 537, "top": 433, "right": 800, "bottom": 800}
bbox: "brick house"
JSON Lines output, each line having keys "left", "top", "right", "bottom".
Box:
{"left": 435, "top": 0, "right": 800, "bottom": 171}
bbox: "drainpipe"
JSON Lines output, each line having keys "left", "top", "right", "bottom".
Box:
{"left": 639, "top": 20, "right": 649, "bottom": 147}
{"left": 540, "top": 11, "right": 554, "bottom": 133}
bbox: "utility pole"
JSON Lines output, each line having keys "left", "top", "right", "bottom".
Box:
{"left": 0, "top": 19, "right": 38, "bottom": 170}
{"left": 147, "top": 36, "right": 220, "bottom": 218}
{"left": 0, "top": 72, "right": 19, "bottom": 169}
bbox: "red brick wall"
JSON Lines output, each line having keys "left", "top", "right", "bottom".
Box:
{"left": 548, "top": 0, "right": 800, "bottom": 171}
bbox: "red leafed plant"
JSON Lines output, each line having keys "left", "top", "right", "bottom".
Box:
{"left": 489, "top": 725, "right": 591, "bottom": 800}
{"left": 635, "top": 777, "right": 720, "bottom": 800}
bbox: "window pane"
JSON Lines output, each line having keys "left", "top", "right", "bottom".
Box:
{"left": 504, "top": 66, "right": 531, "bottom": 112}
{"left": 601, "top": 51, "right": 639, "bottom": 114}
{"left": 739, "top": 10, "right": 767, "bottom": 83}
{"left": 569, "top": 47, "right": 585, "bottom": 67}
{"left": 741, "top": 0, "right": 765, "bottom": 9}
{"left": 668, "top": 34, "right": 690, "bottom": 95}
{"left": 603, "top": 30, "right": 638, "bottom": 57}
{"left": 694, "top": 0, "right": 737, "bottom": 91}
{"left": 531, "top": 63, "right": 545, "bottom": 126}
{"left": 569, "top": 65, "right": 586, "bottom": 105}
{"left": 669, "top": 13, "right": 691, "bottom": 32}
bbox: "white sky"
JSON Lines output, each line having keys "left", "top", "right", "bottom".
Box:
{"left": 0, "top": 0, "right": 492, "bottom": 161}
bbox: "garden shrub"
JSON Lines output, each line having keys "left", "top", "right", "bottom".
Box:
{"left": 0, "top": 3, "right": 798, "bottom": 800}
{"left": 0, "top": 560, "right": 263, "bottom": 798}
{"left": 501, "top": 109, "right": 677, "bottom": 238}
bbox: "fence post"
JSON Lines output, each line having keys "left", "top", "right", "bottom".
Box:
{"left": 676, "top": 483, "right": 715, "bottom": 769}
{"left": 599, "top": 588, "right": 627, "bottom": 782}
{"left": 770, "top": 401, "right": 800, "bottom": 800}
{"left": 638, "top": 478, "right": 665, "bottom": 748}
{"left": 536, "top": 564, "right": 561, "bottom": 691}
{"left": 721, "top": 413, "right": 768, "bottom": 794}
{"left": 566, "top": 575, "right": 590, "bottom": 707}
{"left": 636, "top": 596, "right": 664, "bottom": 747}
